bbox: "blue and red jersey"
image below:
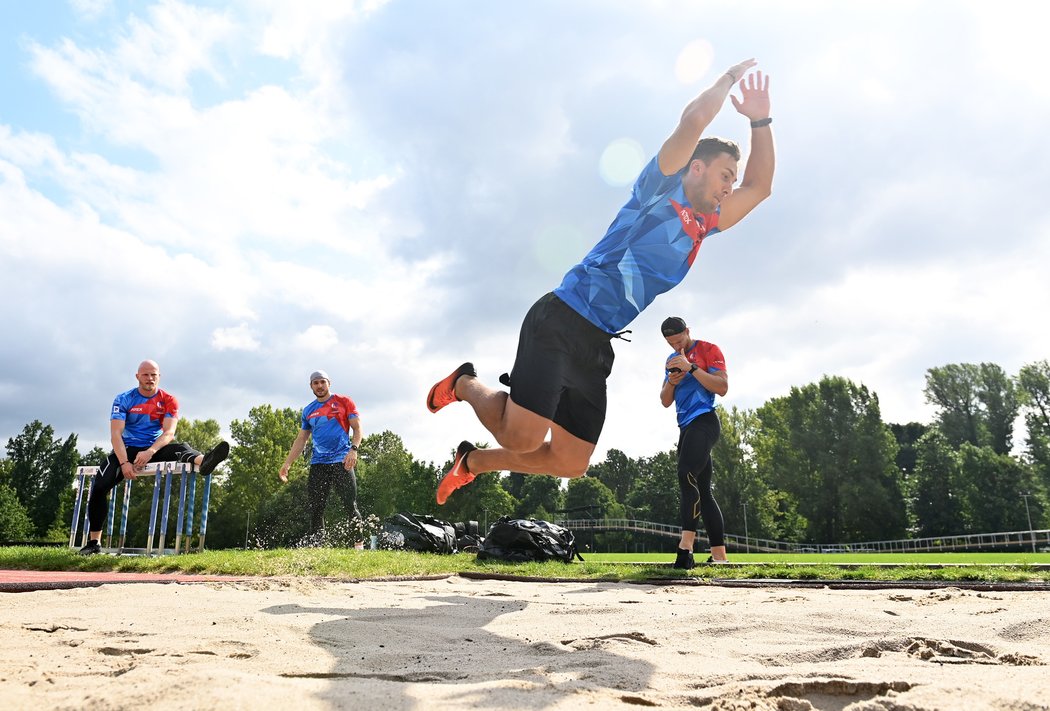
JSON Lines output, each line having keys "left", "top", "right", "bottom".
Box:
{"left": 302, "top": 395, "right": 359, "bottom": 465}
{"left": 111, "top": 388, "right": 179, "bottom": 448}
{"left": 554, "top": 157, "right": 720, "bottom": 333}
{"left": 665, "top": 340, "right": 726, "bottom": 427}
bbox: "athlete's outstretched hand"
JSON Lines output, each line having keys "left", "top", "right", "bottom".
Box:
{"left": 730, "top": 71, "right": 770, "bottom": 121}
{"left": 724, "top": 59, "right": 757, "bottom": 85}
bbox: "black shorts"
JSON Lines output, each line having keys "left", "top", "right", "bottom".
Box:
{"left": 509, "top": 293, "right": 615, "bottom": 444}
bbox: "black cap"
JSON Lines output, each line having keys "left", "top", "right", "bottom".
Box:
{"left": 661, "top": 317, "right": 687, "bottom": 336}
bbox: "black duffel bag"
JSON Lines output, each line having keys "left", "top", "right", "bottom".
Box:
{"left": 477, "top": 517, "right": 583, "bottom": 563}
{"left": 380, "top": 512, "right": 457, "bottom": 554}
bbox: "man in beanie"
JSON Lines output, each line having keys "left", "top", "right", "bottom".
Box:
{"left": 279, "top": 370, "right": 364, "bottom": 541}
{"left": 427, "top": 59, "right": 774, "bottom": 504}
{"left": 660, "top": 317, "right": 728, "bottom": 569}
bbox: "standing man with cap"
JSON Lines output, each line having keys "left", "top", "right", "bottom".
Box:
{"left": 427, "top": 59, "right": 774, "bottom": 504}
{"left": 80, "top": 359, "right": 230, "bottom": 555}
{"left": 279, "top": 370, "right": 364, "bottom": 541}
{"left": 660, "top": 316, "right": 728, "bottom": 569}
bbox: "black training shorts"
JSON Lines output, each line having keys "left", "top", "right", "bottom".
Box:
{"left": 508, "top": 292, "right": 615, "bottom": 444}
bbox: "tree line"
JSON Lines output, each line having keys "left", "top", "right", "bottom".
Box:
{"left": 2, "top": 360, "right": 1048, "bottom": 550}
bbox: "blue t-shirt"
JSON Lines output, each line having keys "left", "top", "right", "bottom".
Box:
{"left": 554, "top": 157, "right": 720, "bottom": 333}
{"left": 302, "top": 394, "right": 359, "bottom": 465}
{"left": 111, "top": 388, "right": 179, "bottom": 448}
{"left": 665, "top": 340, "right": 726, "bottom": 427}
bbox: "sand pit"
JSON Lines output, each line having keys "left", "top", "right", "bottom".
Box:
{"left": 2, "top": 575, "right": 1048, "bottom": 710}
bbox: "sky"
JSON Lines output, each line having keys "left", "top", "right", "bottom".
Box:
{"left": 2, "top": 0, "right": 1049, "bottom": 468}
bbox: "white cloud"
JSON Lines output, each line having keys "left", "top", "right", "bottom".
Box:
{"left": 211, "top": 324, "right": 261, "bottom": 352}
{"left": 293, "top": 325, "right": 339, "bottom": 352}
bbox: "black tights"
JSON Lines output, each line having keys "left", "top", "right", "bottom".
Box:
{"left": 677, "top": 411, "right": 724, "bottom": 548}
{"left": 88, "top": 443, "right": 201, "bottom": 534}
{"left": 307, "top": 463, "right": 362, "bottom": 534}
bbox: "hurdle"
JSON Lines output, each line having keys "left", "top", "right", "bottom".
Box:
{"left": 68, "top": 461, "right": 214, "bottom": 555}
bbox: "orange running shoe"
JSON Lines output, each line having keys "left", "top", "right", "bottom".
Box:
{"left": 426, "top": 362, "right": 476, "bottom": 413}
{"left": 436, "top": 441, "right": 478, "bottom": 505}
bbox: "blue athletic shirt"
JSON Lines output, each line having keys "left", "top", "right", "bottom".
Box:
{"left": 302, "top": 394, "right": 359, "bottom": 465}
{"left": 553, "top": 156, "right": 720, "bottom": 333}
{"left": 665, "top": 340, "right": 726, "bottom": 427}
{"left": 111, "top": 388, "right": 180, "bottom": 448}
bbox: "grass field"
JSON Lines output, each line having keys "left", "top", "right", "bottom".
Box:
{"left": 588, "top": 552, "right": 1050, "bottom": 565}
{"left": 3, "top": 546, "right": 1050, "bottom": 584}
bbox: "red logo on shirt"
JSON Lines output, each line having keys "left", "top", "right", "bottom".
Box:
{"left": 670, "top": 199, "right": 718, "bottom": 266}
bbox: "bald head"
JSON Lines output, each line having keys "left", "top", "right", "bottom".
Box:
{"left": 135, "top": 360, "right": 161, "bottom": 396}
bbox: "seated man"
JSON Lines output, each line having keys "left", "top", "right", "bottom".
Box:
{"left": 79, "top": 360, "right": 229, "bottom": 555}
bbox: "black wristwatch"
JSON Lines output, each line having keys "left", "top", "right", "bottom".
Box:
{"left": 349, "top": 444, "right": 358, "bottom": 451}
{"left": 689, "top": 363, "right": 699, "bottom": 374}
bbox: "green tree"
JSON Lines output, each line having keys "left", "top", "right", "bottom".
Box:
{"left": 0, "top": 482, "right": 34, "bottom": 540}
{"left": 5, "top": 421, "right": 81, "bottom": 538}
{"left": 625, "top": 449, "right": 679, "bottom": 525}
{"left": 515, "top": 475, "right": 564, "bottom": 520}
{"left": 356, "top": 430, "right": 416, "bottom": 519}
{"left": 958, "top": 444, "right": 1036, "bottom": 533}
{"left": 979, "top": 363, "right": 1019, "bottom": 455}
{"left": 753, "top": 376, "right": 906, "bottom": 543}
{"left": 210, "top": 405, "right": 302, "bottom": 549}
{"left": 889, "top": 422, "right": 928, "bottom": 478}
{"left": 1018, "top": 360, "right": 1050, "bottom": 491}
{"left": 174, "top": 418, "right": 223, "bottom": 454}
{"left": 924, "top": 363, "right": 1018, "bottom": 454}
{"left": 566, "top": 476, "right": 624, "bottom": 552}
{"left": 908, "top": 430, "right": 969, "bottom": 537}
{"left": 587, "top": 449, "right": 639, "bottom": 504}
{"left": 565, "top": 476, "right": 623, "bottom": 519}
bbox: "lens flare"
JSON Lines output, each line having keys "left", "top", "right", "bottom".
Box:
{"left": 599, "top": 137, "right": 646, "bottom": 187}
{"left": 675, "top": 39, "right": 714, "bottom": 85}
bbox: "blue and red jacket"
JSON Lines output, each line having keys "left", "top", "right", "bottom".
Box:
{"left": 111, "top": 388, "right": 179, "bottom": 448}
{"left": 302, "top": 395, "right": 359, "bottom": 465}
{"left": 554, "top": 157, "right": 720, "bottom": 333}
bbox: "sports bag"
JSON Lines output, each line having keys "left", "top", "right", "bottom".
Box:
{"left": 380, "top": 512, "right": 457, "bottom": 554}
{"left": 476, "top": 516, "right": 583, "bottom": 563}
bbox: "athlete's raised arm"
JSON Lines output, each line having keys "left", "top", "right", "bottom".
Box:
{"left": 657, "top": 58, "right": 756, "bottom": 176}
{"left": 718, "top": 71, "right": 775, "bottom": 231}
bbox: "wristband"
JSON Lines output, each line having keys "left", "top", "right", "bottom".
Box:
{"left": 750, "top": 117, "right": 772, "bottom": 128}
{"left": 119, "top": 461, "right": 129, "bottom": 467}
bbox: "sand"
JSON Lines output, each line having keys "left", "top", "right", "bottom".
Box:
{"left": 2, "top": 575, "right": 1049, "bottom": 710}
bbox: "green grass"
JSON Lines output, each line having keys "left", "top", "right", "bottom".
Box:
{"left": 588, "top": 552, "right": 1050, "bottom": 565}
{"left": 3, "top": 546, "right": 1050, "bottom": 584}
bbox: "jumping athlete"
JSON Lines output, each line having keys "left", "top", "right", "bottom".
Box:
{"left": 427, "top": 59, "right": 774, "bottom": 504}
{"left": 279, "top": 370, "right": 364, "bottom": 540}
{"left": 79, "top": 360, "right": 230, "bottom": 554}
{"left": 659, "top": 316, "right": 728, "bottom": 569}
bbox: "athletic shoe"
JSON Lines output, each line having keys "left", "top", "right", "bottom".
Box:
{"left": 705, "top": 556, "right": 729, "bottom": 565}
{"left": 79, "top": 540, "right": 102, "bottom": 556}
{"left": 199, "top": 441, "right": 230, "bottom": 475}
{"left": 436, "top": 441, "right": 477, "bottom": 505}
{"left": 672, "top": 548, "right": 695, "bottom": 570}
{"left": 427, "top": 363, "right": 477, "bottom": 413}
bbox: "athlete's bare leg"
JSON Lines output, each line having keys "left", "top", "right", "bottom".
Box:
{"left": 467, "top": 419, "right": 595, "bottom": 479}
{"left": 454, "top": 375, "right": 568, "bottom": 455}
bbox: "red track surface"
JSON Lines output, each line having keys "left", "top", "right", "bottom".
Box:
{"left": 0, "top": 569, "right": 249, "bottom": 593}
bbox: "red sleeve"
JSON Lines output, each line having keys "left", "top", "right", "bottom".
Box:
{"left": 339, "top": 395, "right": 359, "bottom": 417}
{"left": 163, "top": 391, "right": 180, "bottom": 419}
{"left": 705, "top": 343, "right": 726, "bottom": 372}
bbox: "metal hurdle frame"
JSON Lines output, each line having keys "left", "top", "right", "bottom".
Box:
{"left": 69, "top": 461, "right": 214, "bottom": 555}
